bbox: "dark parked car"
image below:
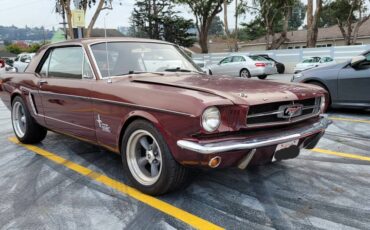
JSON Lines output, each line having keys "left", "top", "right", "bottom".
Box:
{"left": 292, "top": 51, "right": 370, "bottom": 109}
{"left": 255, "top": 54, "right": 285, "bottom": 74}
{"left": 0, "top": 38, "right": 330, "bottom": 195}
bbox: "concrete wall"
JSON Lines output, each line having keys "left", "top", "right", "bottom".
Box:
{"left": 192, "top": 44, "right": 370, "bottom": 74}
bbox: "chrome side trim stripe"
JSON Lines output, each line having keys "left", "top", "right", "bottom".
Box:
{"left": 26, "top": 89, "right": 194, "bottom": 117}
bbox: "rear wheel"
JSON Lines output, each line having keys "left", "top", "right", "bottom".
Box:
{"left": 11, "top": 96, "right": 47, "bottom": 144}
{"left": 121, "top": 120, "right": 191, "bottom": 195}
{"left": 258, "top": 75, "right": 267, "bottom": 80}
{"left": 240, "top": 69, "right": 251, "bottom": 78}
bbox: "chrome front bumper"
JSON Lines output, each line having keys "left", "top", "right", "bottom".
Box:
{"left": 177, "top": 117, "right": 331, "bottom": 154}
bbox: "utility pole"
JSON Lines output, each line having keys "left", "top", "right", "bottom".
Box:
{"left": 234, "top": 0, "right": 238, "bottom": 52}
{"left": 60, "top": 7, "right": 68, "bottom": 40}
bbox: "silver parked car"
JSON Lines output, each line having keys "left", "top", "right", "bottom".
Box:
{"left": 208, "top": 55, "right": 277, "bottom": 79}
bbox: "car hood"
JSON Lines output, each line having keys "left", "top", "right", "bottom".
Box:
{"left": 128, "top": 74, "right": 325, "bottom": 105}
{"left": 303, "top": 62, "right": 347, "bottom": 73}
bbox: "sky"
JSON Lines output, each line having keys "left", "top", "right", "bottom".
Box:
{"left": 0, "top": 0, "right": 242, "bottom": 30}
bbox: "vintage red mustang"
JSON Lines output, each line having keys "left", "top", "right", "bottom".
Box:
{"left": 0, "top": 38, "right": 331, "bottom": 195}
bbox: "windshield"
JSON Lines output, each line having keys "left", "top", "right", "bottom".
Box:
{"left": 90, "top": 42, "right": 202, "bottom": 77}
{"left": 302, "top": 57, "right": 320, "bottom": 63}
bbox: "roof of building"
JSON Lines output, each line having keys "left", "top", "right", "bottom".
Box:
{"left": 243, "top": 19, "right": 370, "bottom": 46}
{"left": 0, "top": 50, "right": 17, "bottom": 58}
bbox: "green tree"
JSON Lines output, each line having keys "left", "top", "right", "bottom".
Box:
{"left": 239, "top": 0, "right": 298, "bottom": 49}
{"left": 130, "top": 0, "right": 195, "bottom": 47}
{"left": 208, "top": 15, "right": 224, "bottom": 35}
{"left": 320, "top": 0, "right": 370, "bottom": 45}
{"left": 175, "top": 0, "right": 225, "bottom": 53}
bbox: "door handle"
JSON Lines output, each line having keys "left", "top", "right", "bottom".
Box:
{"left": 38, "top": 79, "right": 48, "bottom": 86}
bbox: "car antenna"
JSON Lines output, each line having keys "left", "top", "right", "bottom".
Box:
{"left": 104, "top": 12, "right": 112, "bottom": 83}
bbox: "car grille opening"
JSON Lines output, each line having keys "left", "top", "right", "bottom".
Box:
{"left": 246, "top": 97, "right": 321, "bottom": 127}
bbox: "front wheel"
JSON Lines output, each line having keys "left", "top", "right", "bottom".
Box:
{"left": 121, "top": 120, "right": 191, "bottom": 195}
{"left": 11, "top": 96, "right": 47, "bottom": 143}
{"left": 258, "top": 75, "right": 267, "bottom": 80}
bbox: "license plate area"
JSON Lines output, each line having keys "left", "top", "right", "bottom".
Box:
{"left": 272, "top": 139, "right": 299, "bottom": 162}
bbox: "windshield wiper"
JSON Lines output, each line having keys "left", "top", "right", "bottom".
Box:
{"left": 164, "top": 67, "right": 205, "bottom": 74}
{"left": 113, "top": 71, "right": 164, "bottom": 76}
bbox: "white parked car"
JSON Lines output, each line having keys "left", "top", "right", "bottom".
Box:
{"left": 0, "top": 59, "right": 5, "bottom": 76}
{"left": 13, "top": 53, "right": 35, "bottom": 72}
{"left": 208, "top": 55, "right": 277, "bottom": 79}
{"left": 294, "top": 56, "right": 336, "bottom": 73}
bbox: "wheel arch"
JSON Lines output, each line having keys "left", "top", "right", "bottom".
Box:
{"left": 303, "top": 79, "right": 332, "bottom": 105}
{"left": 117, "top": 111, "right": 163, "bottom": 154}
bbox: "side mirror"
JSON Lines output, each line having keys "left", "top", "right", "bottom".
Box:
{"left": 350, "top": 55, "right": 366, "bottom": 66}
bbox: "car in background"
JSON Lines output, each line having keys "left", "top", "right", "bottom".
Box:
{"left": 193, "top": 59, "right": 209, "bottom": 73}
{"left": 13, "top": 53, "right": 35, "bottom": 72}
{"left": 255, "top": 54, "right": 285, "bottom": 74}
{"left": 0, "top": 59, "right": 5, "bottom": 76}
{"left": 294, "top": 56, "right": 336, "bottom": 73}
{"left": 292, "top": 51, "right": 370, "bottom": 109}
{"left": 208, "top": 55, "right": 277, "bottom": 79}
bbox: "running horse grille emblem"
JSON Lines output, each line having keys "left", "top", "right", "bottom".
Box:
{"left": 277, "top": 104, "right": 303, "bottom": 119}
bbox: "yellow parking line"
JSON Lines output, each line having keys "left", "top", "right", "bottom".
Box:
{"left": 8, "top": 137, "right": 223, "bottom": 230}
{"left": 312, "top": 148, "right": 370, "bottom": 162}
{"left": 329, "top": 117, "right": 370, "bottom": 124}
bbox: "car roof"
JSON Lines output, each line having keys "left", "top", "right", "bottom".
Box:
{"left": 48, "top": 37, "right": 172, "bottom": 47}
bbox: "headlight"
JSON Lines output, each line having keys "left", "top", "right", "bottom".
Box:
{"left": 320, "top": 96, "right": 326, "bottom": 113}
{"left": 202, "top": 106, "right": 221, "bottom": 132}
{"left": 293, "top": 73, "right": 303, "bottom": 79}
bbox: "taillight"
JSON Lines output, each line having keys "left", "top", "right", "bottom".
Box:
{"left": 255, "top": 63, "right": 266, "bottom": 67}
{"left": 0, "top": 60, "right": 4, "bottom": 68}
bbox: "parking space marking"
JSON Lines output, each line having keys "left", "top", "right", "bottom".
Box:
{"left": 312, "top": 148, "right": 370, "bottom": 162}
{"left": 329, "top": 117, "right": 370, "bottom": 124}
{"left": 8, "top": 137, "right": 224, "bottom": 230}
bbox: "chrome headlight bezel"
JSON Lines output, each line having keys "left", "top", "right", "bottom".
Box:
{"left": 201, "top": 106, "right": 221, "bottom": 132}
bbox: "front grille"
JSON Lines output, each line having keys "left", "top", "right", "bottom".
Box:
{"left": 246, "top": 97, "right": 321, "bottom": 127}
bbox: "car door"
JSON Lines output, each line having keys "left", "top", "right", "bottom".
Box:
{"left": 213, "top": 56, "right": 233, "bottom": 75}
{"left": 337, "top": 53, "right": 370, "bottom": 105}
{"left": 231, "top": 56, "right": 246, "bottom": 77}
{"left": 37, "top": 46, "right": 97, "bottom": 141}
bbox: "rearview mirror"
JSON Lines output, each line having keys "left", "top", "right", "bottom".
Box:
{"left": 350, "top": 55, "right": 366, "bottom": 66}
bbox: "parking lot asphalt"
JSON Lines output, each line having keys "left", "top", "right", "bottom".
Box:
{"left": 1, "top": 77, "right": 370, "bottom": 229}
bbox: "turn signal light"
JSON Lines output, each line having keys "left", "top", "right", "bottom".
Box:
{"left": 208, "top": 156, "right": 221, "bottom": 168}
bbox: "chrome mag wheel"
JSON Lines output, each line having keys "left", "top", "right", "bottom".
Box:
{"left": 12, "top": 101, "right": 27, "bottom": 138}
{"left": 126, "top": 130, "right": 163, "bottom": 186}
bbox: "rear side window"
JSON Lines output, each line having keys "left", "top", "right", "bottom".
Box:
{"left": 232, "top": 56, "right": 246, "bottom": 62}
{"left": 39, "top": 46, "right": 87, "bottom": 79}
{"left": 249, "top": 55, "right": 267, "bottom": 61}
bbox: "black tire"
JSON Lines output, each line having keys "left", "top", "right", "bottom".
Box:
{"left": 258, "top": 75, "right": 267, "bottom": 80}
{"left": 121, "top": 119, "right": 191, "bottom": 195}
{"left": 208, "top": 70, "right": 213, "bottom": 75}
{"left": 11, "top": 96, "right": 47, "bottom": 144}
{"left": 240, "top": 68, "right": 251, "bottom": 78}
{"left": 277, "top": 64, "right": 285, "bottom": 74}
